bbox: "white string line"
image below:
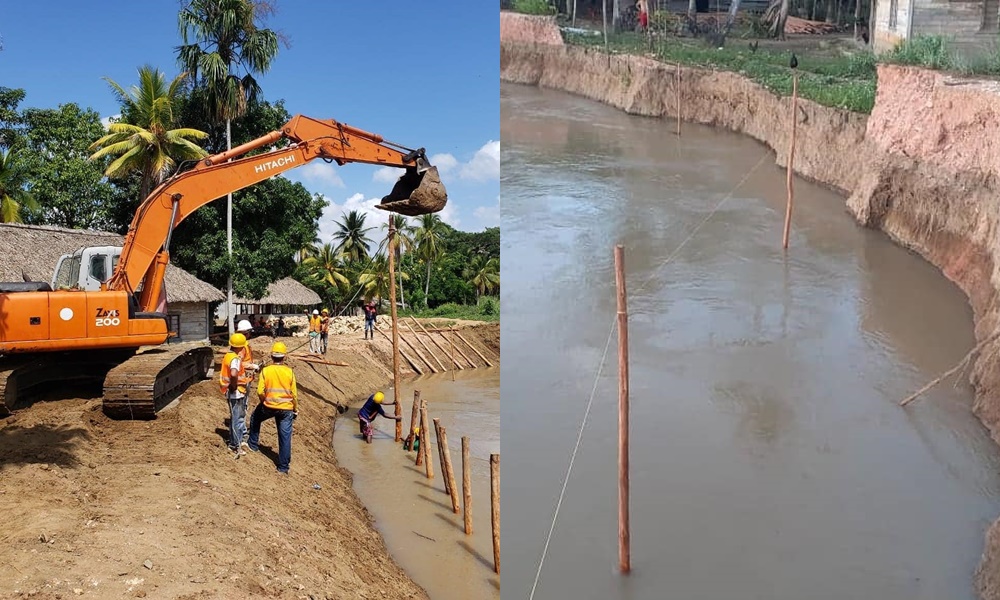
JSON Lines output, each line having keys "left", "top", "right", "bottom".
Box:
{"left": 526, "top": 152, "right": 769, "bottom": 600}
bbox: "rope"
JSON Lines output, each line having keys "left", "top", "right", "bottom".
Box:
{"left": 527, "top": 152, "right": 769, "bottom": 599}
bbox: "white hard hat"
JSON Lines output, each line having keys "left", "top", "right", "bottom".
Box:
{"left": 313, "top": 309, "right": 319, "bottom": 315}
{"left": 237, "top": 319, "right": 253, "bottom": 332}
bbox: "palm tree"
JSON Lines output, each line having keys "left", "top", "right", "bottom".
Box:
{"left": 303, "top": 243, "right": 351, "bottom": 293}
{"left": 358, "top": 253, "right": 409, "bottom": 306}
{"left": 0, "top": 147, "right": 37, "bottom": 223}
{"left": 177, "top": 0, "right": 281, "bottom": 335}
{"left": 464, "top": 255, "right": 500, "bottom": 303}
{"left": 414, "top": 213, "right": 446, "bottom": 307}
{"left": 333, "top": 210, "right": 375, "bottom": 264}
{"left": 297, "top": 233, "right": 321, "bottom": 264}
{"left": 382, "top": 214, "right": 415, "bottom": 308}
{"left": 88, "top": 66, "right": 208, "bottom": 201}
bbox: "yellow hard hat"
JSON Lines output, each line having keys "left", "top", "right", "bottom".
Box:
{"left": 271, "top": 341, "right": 287, "bottom": 356}
{"left": 322, "top": 308, "right": 329, "bottom": 314}
{"left": 373, "top": 391, "right": 385, "bottom": 404}
{"left": 229, "top": 333, "right": 247, "bottom": 348}
{"left": 413, "top": 426, "right": 420, "bottom": 435}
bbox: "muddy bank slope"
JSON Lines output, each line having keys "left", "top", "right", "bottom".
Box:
{"left": 501, "top": 13, "right": 1000, "bottom": 598}
{"left": 0, "top": 320, "right": 498, "bottom": 600}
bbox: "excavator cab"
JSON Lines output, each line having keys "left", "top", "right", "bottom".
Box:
{"left": 376, "top": 149, "right": 448, "bottom": 217}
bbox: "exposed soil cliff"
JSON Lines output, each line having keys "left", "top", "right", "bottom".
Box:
{"left": 501, "top": 11, "right": 1000, "bottom": 598}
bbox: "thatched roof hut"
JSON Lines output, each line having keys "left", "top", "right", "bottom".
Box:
{"left": 0, "top": 223, "right": 224, "bottom": 303}
{"left": 232, "top": 277, "right": 320, "bottom": 314}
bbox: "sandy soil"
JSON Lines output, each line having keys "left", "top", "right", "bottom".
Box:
{"left": 500, "top": 14, "right": 1000, "bottom": 598}
{"left": 0, "top": 321, "right": 499, "bottom": 600}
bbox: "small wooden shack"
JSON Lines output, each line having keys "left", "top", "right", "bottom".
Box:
{"left": 0, "top": 223, "right": 225, "bottom": 342}
{"left": 230, "top": 277, "right": 322, "bottom": 317}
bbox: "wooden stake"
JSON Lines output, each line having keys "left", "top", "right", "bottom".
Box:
{"left": 441, "top": 426, "right": 460, "bottom": 514}
{"left": 421, "top": 402, "right": 433, "bottom": 479}
{"left": 782, "top": 72, "right": 799, "bottom": 251}
{"left": 462, "top": 436, "right": 472, "bottom": 535}
{"left": 407, "top": 389, "right": 421, "bottom": 452}
{"left": 377, "top": 328, "right": 423, "bottom": 375}
{"left": 455, "top": 331, "right": 492, "bottom": 367}
{"left": 410, "top": 316, "right": 460, "bottom": 370}
{"left": 490, "top": 453, "right": 500, "bottom": 575}
{"left": 433, "top": 417, "right": 450, "bottom": 495}
{"left": 400, "top": 331, "right": 438, "bottom": 373}
{"left": 676, "top": 64, "right": 682, "bottom": 136}
{"left": 899, "top": 330, "right": 1000, "bottom": 407}
{"left": 614, "top": 244, "right": 630, "bottom": 574}
{"left": 443, "top": 332, "right": 476, "bottom": 368}
{"left": 388, "top": 222, "right": 402, "bottom": 442}
{"left": 405, "top": 322, "right": 448, "bottom": 372}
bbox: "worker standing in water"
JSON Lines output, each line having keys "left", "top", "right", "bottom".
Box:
{"left": 308, "top": 309, "right": 322, "bottom": 354}
{"left": 319, "top": 308, "right": 331, "bottom": 354}
{"left": 247, "top": 342, "right": 298, "bottom": 474}
{"left": 220, "top": 333, "right": 257, "bottom": 457}
{"left": 358, "top": 391, "right": 402, "bottom": 440}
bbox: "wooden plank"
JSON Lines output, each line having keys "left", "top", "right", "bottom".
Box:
{"left": 455, "top": 331, "right": 493, "bottom": 368}
{"left": 405, "top": 320, "right": 448, "bottom": 372}
{"left": 409, "top": 317, "right": 459, "bottom": 370}
{"left": 441, "top": 331, "right": 476, "bottom": 369}
{"left": 376, "top": 328, "right": 422, "bottom": 375}
{"left": 400, "top": 332, "right": 439, "bottom": 374}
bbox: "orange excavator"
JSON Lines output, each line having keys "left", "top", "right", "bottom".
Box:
{"left": 0, "top": 115, "right": 447, "bottom": 419}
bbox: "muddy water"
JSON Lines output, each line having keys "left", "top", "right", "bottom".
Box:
{"left": 333, "top": 369, "right": 499, "bottom": 600}
{"left": 500, "top": 82, "right": 1000, "bottom": 600}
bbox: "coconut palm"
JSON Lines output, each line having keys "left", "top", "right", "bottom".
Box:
{"left": 382, "top": 214, "right": 415, "bottom": 308}
{"left": 414, "top": 213, "right": 445, "bottom": 307}
{"left": 177, "top": 0, "right": 281, "bottom": 334}
{"left": 358, "top": 252, "right": 409, "bottom": 306}
{"left": 464, "top": 254, "right": 500, "bottom": 303}
{"left": 303, "top": 242, "right": 351, "bottom": 293}
{"left": 333, "top": 210, "right": 375, "bottom": 264}
{"left": 0, "top": 146, "right": 37, "bottom": 223}
{"left": 88, "top": 66, "right": 208, "bottom": 201}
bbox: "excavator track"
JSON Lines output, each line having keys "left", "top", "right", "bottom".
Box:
{"left": 102, "top": 342, "right": 214, "bottom": 420}
{"left": 0, "top": 350, "right": 133, "bottom": 417}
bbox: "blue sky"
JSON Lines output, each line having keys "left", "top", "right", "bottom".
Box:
{"left": 2, "top": 1, "right": 499, "bottom": 235}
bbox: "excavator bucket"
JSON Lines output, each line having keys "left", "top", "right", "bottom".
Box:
{"left": 376, "top": 166, "right": 448, "bottom": 217}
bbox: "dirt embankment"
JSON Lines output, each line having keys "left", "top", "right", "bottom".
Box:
{"left": 0, "top": 321, "right": 499, "bottom": 600}
{"left": 501, "top": 12, "right": 1000, "bottom": 599}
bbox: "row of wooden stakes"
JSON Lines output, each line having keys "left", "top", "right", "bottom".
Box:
{"left": 376, "top": 316, "right": 493, "bottom": 375}
{"left": 403, "top": 389, "right": 500, "bottom": 576}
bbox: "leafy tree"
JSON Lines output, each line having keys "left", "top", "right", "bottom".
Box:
{"left": 359, "top": 252, "right": 409, "bottom": 305}
{"left": 414, "top": 213, "right": 446, "bottom": 306}
{"left": 20, "top": 104, "right": 115, "bottom": 229}
{"left": 0, "top": 87, "right": 26, "bottom": 148}
{"left": 89, "top": 66, "right": 209, "bottom": 202}
{"left": 303, "top": 242, "right": 350, "bottom": 293}
{"left": 464, "top": 254, "right": 500, "bottom": 302}
{"left": 0, "top": 146, "right": 37, "bottom": 223}
{"left": 333, "top": 209, "right": 375, "bottom": 263}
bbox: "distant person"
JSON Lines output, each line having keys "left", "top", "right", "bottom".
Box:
{"left": 308, "top": 309, "right": 322, "bottom": 353}
{"left": 319, "top": 308, "right": 331, "bottom": 354}
{"left": 276, "top": 316, "right": 286, "bottom": 337}
{"left": 220, "top": 333, "right": 257, "bottom": 457}
{"left": 247, "top": 342, "right": 298, "bottom": 474}
{"left": 636, "top": 0, "right": 648, "bottom": 30}
{"left": 363, "top": 301, "right": 377, "bottom": 340}
{"left": 358, "top": 391, "right": 402, "bottom": 440}
{"left": 404, "top": 425, "right": 421, "bottom": 452}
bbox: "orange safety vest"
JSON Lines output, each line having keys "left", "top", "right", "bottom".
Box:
{"left": 309, "top": 315, "right": 321, "bottom": 333}
{"left": 320, "top": 316, "right": 329, "bottom": 333}
{"left": 257, "top": 363, "right": 297, "bottom": 411}
{"left": 219, "top": 349, "right": 252, "bottom": 396}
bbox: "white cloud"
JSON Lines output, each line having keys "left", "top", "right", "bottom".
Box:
{"left": 459, "top": 140, "right": 500, "bottom": 182}
{"left": 317, "top": 191, "right": 461, "bottom": 250}
{"left": 299, "top": 161, "right": 346, "bottom": 190}
{"left": 101, "top": 114, "right": 121, "bottom": 130}
{"left": 473, "top": 196, "right": 500, "bottom": 227}
{"left": 429, "top": 152, "right": 459, "bottom": 174}
{"left": 372, "top": 166, "right": 403, "bottom": 183}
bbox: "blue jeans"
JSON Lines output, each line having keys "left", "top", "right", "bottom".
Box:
{"left": 365, "top": 318, "right": 375, "bottom": 331}
{"left": 227, "top": 394, "right": 248, "bottom": 450}
{"left": 248, "top": 404, "right": 294, "bottom": 473}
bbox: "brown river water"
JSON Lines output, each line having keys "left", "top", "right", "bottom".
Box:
{"left": 333, "top": 368, "right": 500, "bottom": 600}
{"left": 500, "top": 82, "right": 1000, "bottom": 600}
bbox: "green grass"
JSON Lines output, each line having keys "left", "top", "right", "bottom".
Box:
{"left": 565, "top": 30, "right": 877, "bottom": 113}
{"left": 881, "top": 34, "right": 1000, "bottom": 77}
{"left": 399, "top": 296, "right": 499, "bottom": 323}
{"left": 511, "top": 0, "right": 555, "bottom": 16}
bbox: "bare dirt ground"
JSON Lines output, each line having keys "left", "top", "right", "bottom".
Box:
{"left": 0, "top": 321, "right": 499, "bottom": 600}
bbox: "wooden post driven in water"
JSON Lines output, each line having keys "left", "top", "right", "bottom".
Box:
{"left": 614, "top": 244, "right": 631, "bottom": 574}
{"left": 433, "top": 417, "right": 450, "bottom": 495}
{"left": 676, "top": 64, "right": 682, "bottom": 137}
{"left": 462, "top": 436, "right": 472, "bottom": 535}
{"left": 388, "top": 221, "right": 402, "bottom": 442}
{"left": 782, "top": 68, "right": 799, "bottom": 250}
{"left": 490, "top": 453, "right": 500, "bottom": 575}
{"left": 441, "top": 426, "right": 460, "bottom": 514}
{"left": 421, "top": 401, "right": 433, "bottom": 479}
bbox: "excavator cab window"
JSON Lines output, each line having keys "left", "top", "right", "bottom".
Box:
{"left": 53, "top": 255, "right": 81, "bottom": 290}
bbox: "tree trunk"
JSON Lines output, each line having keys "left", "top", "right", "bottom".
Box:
{"left": 424, "top": 260, "right": 432, "bottom": 308}
{"left": 770, "top": 0, "right": 790, "bottom": 38}
{"left": 226, "top": 117, "right": 234, "bottom": 337}
{"left": 724, "top": 0, "right": 742, "bottom": 33}
{"left": 827, "top": 0, "right": 837, "bottom": 23}
{"left": 613, "top": 0, "right": 621, "bottom": 32}
{"left": 688, "top": 0, "right": 697, "bottom": 18}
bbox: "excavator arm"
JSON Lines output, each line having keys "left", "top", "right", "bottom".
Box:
{"left": 106, "top": 115, "right": 447, "bottom": 311}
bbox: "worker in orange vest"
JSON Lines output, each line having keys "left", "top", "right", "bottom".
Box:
{"left": 247, "top": 341, "right": 298, "bottom": 474}
{"left": 319, "top": 308, "right": 331, "bottom": 354}
{"left": 220, "top": 332, "right": 257, "bottom": 457}
{"left": 308, "top": 309, "right": 322, "bottom": 354}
